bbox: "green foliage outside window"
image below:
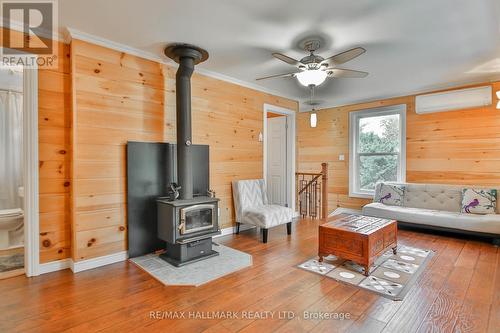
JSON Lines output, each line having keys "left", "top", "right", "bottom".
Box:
{"left": 358, "top": 116, "right": 400, "bottom": 190}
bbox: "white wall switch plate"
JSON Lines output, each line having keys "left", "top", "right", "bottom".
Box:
{"left": 339, "top": 154, "right": 345, "bottom": 161}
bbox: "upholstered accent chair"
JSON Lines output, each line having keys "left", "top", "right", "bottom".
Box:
{"left": 232, "top": 179, "right": 294, "bottom": 243}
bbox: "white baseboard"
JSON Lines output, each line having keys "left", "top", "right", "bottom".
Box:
{"left": 71, "top": 251, "right": 128, "bottom": 273}
{"left": 38, "top": 258, "right": 71, "bottom": 275}
{"left": 39, "top": 224, "right": 260, "bottom": 275}
{"left": 38, "top": 251, "right": 129, "bottom": 275}
{"left": 214, "top": 224, "right": 256, "bottom": 238}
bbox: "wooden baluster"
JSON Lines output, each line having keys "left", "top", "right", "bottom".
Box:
{"left": 317, "top": 180, "right": 321, "bottom": 219}
{"left": 295, "top": 166, "right": 328, "bottom": 219}
{"left": 312, "top": 180, "right": 318, "bottom": 218}
{"left": 321, "top": 163, "right": 328, "bottom": 219}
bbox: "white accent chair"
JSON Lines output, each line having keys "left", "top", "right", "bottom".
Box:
{"left": 232, "top": 179, "right": 294, "bottom": 243}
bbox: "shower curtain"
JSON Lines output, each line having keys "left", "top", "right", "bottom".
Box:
{"left": 0, "top": 91, "right": 23, "bottom": 210}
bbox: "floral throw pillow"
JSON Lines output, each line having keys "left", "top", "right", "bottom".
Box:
{"left": 375, "top": 184, "right": 406, "bottom": 206}
{"left": 461, "top": 189, "right": 497, "bottom": 214}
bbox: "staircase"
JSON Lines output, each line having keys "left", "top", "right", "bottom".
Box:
{"left": 296, "top": 163, "right": 328, "bottom": 219}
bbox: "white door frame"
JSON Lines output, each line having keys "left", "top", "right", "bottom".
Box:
{"left": 1, "top": 52, "right": 39, "bottom": 277}
{"left": 263, "top": 103, "right": 296, "bottom": 212}
{"left": 23, "top": 65, "right": 39, "bottom": 277}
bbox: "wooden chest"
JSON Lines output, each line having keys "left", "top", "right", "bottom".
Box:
{"left": 318, "top": 214, "right": 397, "bottom": 276}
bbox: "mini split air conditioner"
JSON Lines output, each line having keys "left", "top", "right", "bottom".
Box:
{"left": 415, "top": 85, "right": 492, "bottom": 114}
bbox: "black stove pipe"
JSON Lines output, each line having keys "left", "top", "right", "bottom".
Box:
{"left": 176, "top": 56, "right": 194, "bottom": 200}
{"left": 164, "top": 44, "right": 209, "bottom": 200}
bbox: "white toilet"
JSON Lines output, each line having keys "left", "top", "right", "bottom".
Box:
{"left": 0, "top": 208, "right": 24, "bottom": 249}
{"left": 0, "top": 187, "right": 25, "bottom": 249}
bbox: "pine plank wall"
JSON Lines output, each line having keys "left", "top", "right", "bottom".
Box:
{"left": 2, "top": 28, "right": 499, "bottom": 264}
{"left": 70, "top": 40, "right": 298, "bottom": 261}
{"left": 297, "top": 81, "right": 500, "bottom": 211}
{"left": 0, "top": 28, "right": 72, "bottom": 263}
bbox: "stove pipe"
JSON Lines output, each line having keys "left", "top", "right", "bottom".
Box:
{"left": 164, "top": 44, "right": 209, "bottom": 200}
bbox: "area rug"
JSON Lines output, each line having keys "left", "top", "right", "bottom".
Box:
{"left": 0, "top": 253, "right": 24, "bottom": 272}
{"left": 297, "top": 245, "right": 434, "bottom": 300}
{"left": 130, "top": 244, "right": 252, "bottom": 286}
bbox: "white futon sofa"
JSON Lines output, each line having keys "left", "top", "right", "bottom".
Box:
{"left": 362, "top": 182, "right": 500, "bottom": 240}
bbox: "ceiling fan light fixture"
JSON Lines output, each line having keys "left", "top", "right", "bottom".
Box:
{"left": 296, "top": 69, "right": 327, "bottom": 87}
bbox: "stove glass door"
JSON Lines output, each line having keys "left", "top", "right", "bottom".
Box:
{"left": 180, "top": 204, "right": 215, "bottom": 234}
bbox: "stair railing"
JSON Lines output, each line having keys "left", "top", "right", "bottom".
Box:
{"left": 296, "top": 163, "right": 328, "bottom": 219}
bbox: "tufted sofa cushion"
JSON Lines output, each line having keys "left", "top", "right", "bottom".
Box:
{"left": 374, "top": 182, "right": 500, "bottom": 214}
{"left": 404, "top": 183, "right": 462, "bottom": 212}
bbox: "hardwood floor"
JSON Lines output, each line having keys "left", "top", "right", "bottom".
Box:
{"left": 0, "top": 219, "right": 498, "bottom": 333}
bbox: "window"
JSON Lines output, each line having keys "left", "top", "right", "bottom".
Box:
{"left": 349, "top": 105, "right": 406, "bottom": 198}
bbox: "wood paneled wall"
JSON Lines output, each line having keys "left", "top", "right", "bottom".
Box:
{"left": 163, "top": 66, "right": 297, "bottom": 231}
{"left": 38, "top": 42, "right": 72, "bottom": 263}
{"left": 70, "top": 40, "right": 298, "bottom": 261}
{"left": 0, "top": 28, "right": 72, "bottom": 263}
{"left": 297, "top": 82, "right": 500, "bottom": 211}
{"left": 70, "top": 40, "right": 165, "bottom": 261}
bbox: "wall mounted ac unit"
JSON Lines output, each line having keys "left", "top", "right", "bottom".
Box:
{"left": 415, "top": 85, "right": 492, "bottom": 114}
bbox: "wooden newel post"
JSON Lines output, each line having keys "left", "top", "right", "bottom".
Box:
{"left": 321, "top": 163, "right": 328, "bottom": 219}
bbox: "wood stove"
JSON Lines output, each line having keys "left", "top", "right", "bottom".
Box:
{"left": 157, "top": 197, "right": 219, "bottom": 266}
{"left": 157, "top": 43, "right": 220, "bottom": 266}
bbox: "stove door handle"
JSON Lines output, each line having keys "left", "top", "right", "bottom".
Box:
{"left": 178, "top": 221, "right": 185, "bottom": 232}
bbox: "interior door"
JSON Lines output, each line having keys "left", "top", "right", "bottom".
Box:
{"left": 267, "top": 116, "right": 287, "bottom": 206}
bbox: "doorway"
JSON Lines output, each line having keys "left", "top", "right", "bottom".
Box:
{"left": 0, "top": 52, "right": 39, "bottom": 279}
{"left": 263, "top": 104, "right": 295, "bottom": 212}
{"left": 0, "top": 64, "right": 25, "bottom": 278}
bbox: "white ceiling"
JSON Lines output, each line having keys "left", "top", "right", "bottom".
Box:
{"left": 59, "top": 0, "right": 500, "bottom": 110}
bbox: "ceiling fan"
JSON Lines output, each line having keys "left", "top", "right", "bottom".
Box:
{"left": 256, "top": 39, "right": 368, "bottom": 87}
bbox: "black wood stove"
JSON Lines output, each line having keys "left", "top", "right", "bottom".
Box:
{"left": 157, "top": 197, "right": 219, "bottom": 266}
{"left": 157, "top": 43, "right": 220, "bottom": 266}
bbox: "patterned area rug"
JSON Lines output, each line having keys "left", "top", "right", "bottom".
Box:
{"left": 130, "top": 244, "right": 252, "bottom": 287}
{"left": 0, "top": 253, "right": 24, "bottom": 272}
{"left": 298, "top": 245, "right": 433, "bottom": 300}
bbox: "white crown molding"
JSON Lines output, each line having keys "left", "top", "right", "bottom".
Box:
{"left": 302, "top": 78, "right": 500, "bottom": 113}
{"left": 1, "top": 20, "right": 64, "bottom": 42}
{"left": 65, "top": 27, "right": 298, "bottom": 103}
{"left": 194, "top": 67, "right": 298, "bottom": 102}
{"left": 66, "top": 27, "right": 164, "bottom": 63}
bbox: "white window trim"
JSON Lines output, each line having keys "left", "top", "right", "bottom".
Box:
{"left": 349, "top": 104, "right": 406, "bottom": 199}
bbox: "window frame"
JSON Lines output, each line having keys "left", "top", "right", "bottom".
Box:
{"left": 349, "top": 104, "right": 407, "bottom": 198}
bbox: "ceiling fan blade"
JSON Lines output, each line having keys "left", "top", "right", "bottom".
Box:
{"left": 321, "top": 47, "right": 366, "bottom": 67}
{"left": 327, "top": 68, "right": 368, "bottom": 78}
{"left": 256, "top": 71, "right": 300, "bottom": 81}
{"left": 272, "top": 53, "right": 302, "bottom": 66}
